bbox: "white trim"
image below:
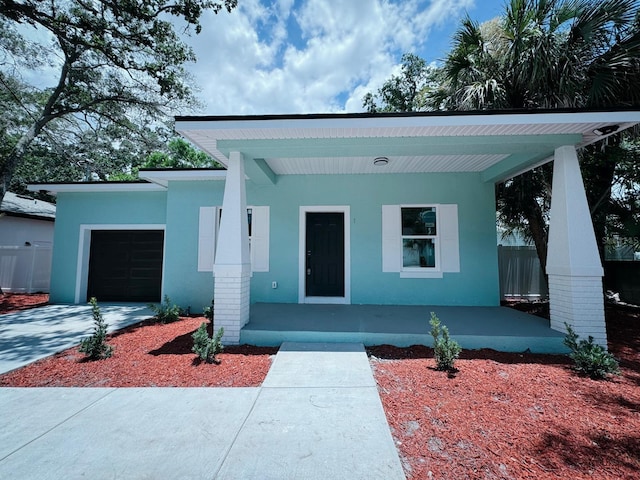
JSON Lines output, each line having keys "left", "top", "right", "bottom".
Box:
{"left": 138, "top": 169, "right": 226, "bottom": 187}
{"left": 304, "top": 296, "right": 349, "bottom": 304}
{"left": 298, "top": 206, "right": 351, "bottom": 304}
{"left": 382, "top": 205, "right": 401, "bottom": 272}
{"left": 250, "top": 206, "right": 270, "bottom": 272}
{"left": 400, "top": 271, "right": 444, "bottom": 279}
{"left": 176, "top": 111, "right": 640, "bottom": 133}
{"left": 400, "top": 204, "right": 441, "bottom": 275}
{"left": 75, "top": 224, "right": 166, "bottom": 304}
{"left": 439, "top": 204, "right": 460, "bottom": 273}
{"left": 28, "top": 183, "right": 165, "bottom": 194}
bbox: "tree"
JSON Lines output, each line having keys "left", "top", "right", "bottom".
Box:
{"left": 434, "top": 0, "right": 640, "bottom": 272}
{"left": 363, "top": 53, "right": 438, "bottom": 113}
{"left": 0, "top": 0, "right": 237, "bottom": 202}
{"left": 365, "top": 0, "right": 640, "bottom": 275}
{"left": 109, "top": 137, "right": 220, "bottom": 181}
{"left": 144, "top": 138, "right": 219, "bottom": 169}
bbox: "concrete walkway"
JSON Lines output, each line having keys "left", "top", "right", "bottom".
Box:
{"left": 0, "top": 342, "right": 405, "bottom": 479}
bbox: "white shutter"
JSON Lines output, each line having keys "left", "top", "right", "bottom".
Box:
{"left": 250, "top": 206, "right": 270, "bottom": 272}
{"left": 382, "top": 205, "right": 401, "bottom": 272}
{"left": 198, "top": 207, "right": 216, "bottom": 272}
{"left": 439, "top": 204, "right": 460, "bottom": 273}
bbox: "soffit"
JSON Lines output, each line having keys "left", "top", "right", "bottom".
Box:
{"left": 175, "top": 111, "right": 640, "bottom": 180}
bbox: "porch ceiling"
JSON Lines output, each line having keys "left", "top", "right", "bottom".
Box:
{"left": 175, "top": 110, "right": 640, "bottom": 183}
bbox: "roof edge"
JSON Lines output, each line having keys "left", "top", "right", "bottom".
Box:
{"left": 175, "top": 106, "right": 640, "bottom": 123}
{"left": 27, "top": 181, "right": 165, "bottom": 194}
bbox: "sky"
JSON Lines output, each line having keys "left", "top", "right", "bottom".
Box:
{"left": 182, "top": 0, "right": 506, "bottom": 115}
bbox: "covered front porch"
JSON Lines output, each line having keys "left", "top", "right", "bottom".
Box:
{"left": 241, "top": 303, "right": 567, "bottom": 353}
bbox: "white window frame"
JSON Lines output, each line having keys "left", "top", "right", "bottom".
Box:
{"left": 400, "top": 204, "right": 441, "bottom": 277}
{"left": 382, "top": 203, "right": 459, "bottom": 279}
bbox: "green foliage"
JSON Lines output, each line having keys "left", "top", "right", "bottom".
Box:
{"left": 0, "top": 0, "right": 237, "bottom": 199}
{"left": 148, "top": 295, "right": 182, "bottom": 323}
{"left": 78, "top": 298, "right": 114, "bottom": 360}
{"left": 144, "top": 138, "right": 221, "bottom": 169}
{"left": 363, "top": 53, "right": 437, "bottom": 113}
{"left": 564, "top": 323, "right": 620, "bottom": 380}
{"left": 203, "top": 304, "right": 214, "bottom": 321}
{"left": 429, "top": 312, "right": 462, "bottom": 371}
{"left": 363, "top": 0, "right": 640, "bottom": 279}
{"left": 192, "top": 323, "right": 224, "bottom": 364}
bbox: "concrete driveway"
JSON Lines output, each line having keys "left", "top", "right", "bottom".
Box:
{"left": 0, "top": 304, "right": 153, "bottom": 374}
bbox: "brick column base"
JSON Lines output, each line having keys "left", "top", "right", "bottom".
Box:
{"left": 213, "top": 266, "right": 251, "bottom": 345}
{"left": 548, "top": 274, "right": 607, "bottom": 348}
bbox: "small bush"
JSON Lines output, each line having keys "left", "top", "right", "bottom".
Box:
{"left": 564, "top": 323, "right": 620, "bottom": 380}
{"left": 79, "top": 298, "right": 113, "bottom": 360}
{"left": 148, "top": 295, "right": 181, "bottom": 323}
{"left": 429, "top": 312, "right": 461, "bottom": 371}
{"left": 203, "top": 302, "right": 213, "bottom": 321}
{"left": 192, "top": 322, "right": 224, "bottom": 364}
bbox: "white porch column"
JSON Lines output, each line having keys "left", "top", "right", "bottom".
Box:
{"left": 546, "top": 145, "right": 607, "bottom": 347}
{"left": 213, "top": 151, "right": 251, "bottom": 344}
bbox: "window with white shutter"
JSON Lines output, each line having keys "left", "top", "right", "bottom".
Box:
{"left": 198, "top": 206, "right": 270, "bottom": 273}
{"left": 382, "top": 204, "right": 459, "bottom": 278}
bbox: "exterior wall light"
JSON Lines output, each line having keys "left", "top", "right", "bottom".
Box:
{"left": 593, "top": 125, "right": 619, "bottom": 136}
{"left": 374, "top": 156, "right": 389, "bottom": 166}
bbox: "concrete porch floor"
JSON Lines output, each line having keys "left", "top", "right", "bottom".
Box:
{"left": 241, "top": 303, "right": 568, "bottom": 354}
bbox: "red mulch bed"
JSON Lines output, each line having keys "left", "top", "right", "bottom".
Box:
{"left": 0, "top": 295, "right": 277, "bottom": 387}
{"left": 368, "top": 303, "right": 640, "bottom": 480}
{"left": 1, "top": 294, "right": 639, "bottom": 479}
{"left": 0, "top": 292, "right": 49, "bottom": 313}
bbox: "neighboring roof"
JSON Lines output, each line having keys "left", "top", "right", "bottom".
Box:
{"left": 27, "top": 171, "right": 226, "bottom": 194}
{"left": 1, "top": 192, "right": 56, "bottom": 221}
{"left": 175, "top": 108, "right": 640, "bottom": 183}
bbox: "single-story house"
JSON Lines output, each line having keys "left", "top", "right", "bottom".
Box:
{"left": 29, "top": 109, "right": 640, "bottom": 350}
{"left": 0, "top": 192, "right": 55, "bottom": 293}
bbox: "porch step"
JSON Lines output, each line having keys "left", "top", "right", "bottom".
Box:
{"left": 240, "top": 303, "right": 569, "bottom": 353}
{"left": 241, "top": 329, "right": 567, "bottom": 353}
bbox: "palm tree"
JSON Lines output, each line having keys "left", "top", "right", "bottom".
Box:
{"left": 429, "top": 0, "right": 640, "bottom": 274}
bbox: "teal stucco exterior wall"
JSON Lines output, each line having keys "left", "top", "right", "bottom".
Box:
{"left": 248, "top": 172, "right": 498, "bottom": 306}
{"left": 48, "top": 171, "right": 498, "bottom": 310}
{"left": 163, "top": 180, "right": 224, "bottom": 311}
{"left": 49, "top": 191, "right": 167, "bottom": 304}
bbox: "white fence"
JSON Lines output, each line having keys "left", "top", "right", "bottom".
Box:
{"left": 498, "top": 245, "right": 548, "bottom": 300}
{"left": 0, "top": 245, "right": 52, "bottom": 293}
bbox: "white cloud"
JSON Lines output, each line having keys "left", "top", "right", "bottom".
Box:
{"left": 181, "top": 0, "right": 477, "bottom": 115}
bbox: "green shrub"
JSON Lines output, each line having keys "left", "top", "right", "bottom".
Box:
{"left": 203, "top": 302, "right": 213, "bottom": 321}
{"left": 148, "top": 295, "right": 181, "bottom": 323}
{"left": 429, "top": 312, "right": 462, "bottom": 371}
{"left": 192, "top": 322, "right": 224, "bottom": 364}
{"left": 564, "top": 323, "right": 620, "bottom": 380}
{"left": 79, "top": 298, "right": 114, "bottom": 360}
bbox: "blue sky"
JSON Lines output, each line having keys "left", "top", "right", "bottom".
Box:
{"left": 185, "top": 0, "right": 506, "bottom": 115}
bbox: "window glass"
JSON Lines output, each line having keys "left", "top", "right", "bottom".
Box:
{"left": 401, "top": 206, "right": 437, "bottom": 269}
{"left": 402, "top": 239, "right": 435, "bottom": 268}
{"left": 402, "top": 207, "right": 436, "bottom": 235}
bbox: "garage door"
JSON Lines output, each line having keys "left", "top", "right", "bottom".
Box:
{"left": 87, "top": 230, "right": 164, "bottom": 302}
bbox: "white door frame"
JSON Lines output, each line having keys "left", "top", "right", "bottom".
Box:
{"left": 298, "top": 206, "right": 351, "bottom": 304}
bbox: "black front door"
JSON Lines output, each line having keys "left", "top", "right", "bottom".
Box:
{"left": 305, "top": 212, "right": 345, "bottom": 297}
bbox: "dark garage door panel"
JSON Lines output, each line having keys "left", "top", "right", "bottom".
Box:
{"left": 87, "top": 230, "right": 164, "bottom": 302}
